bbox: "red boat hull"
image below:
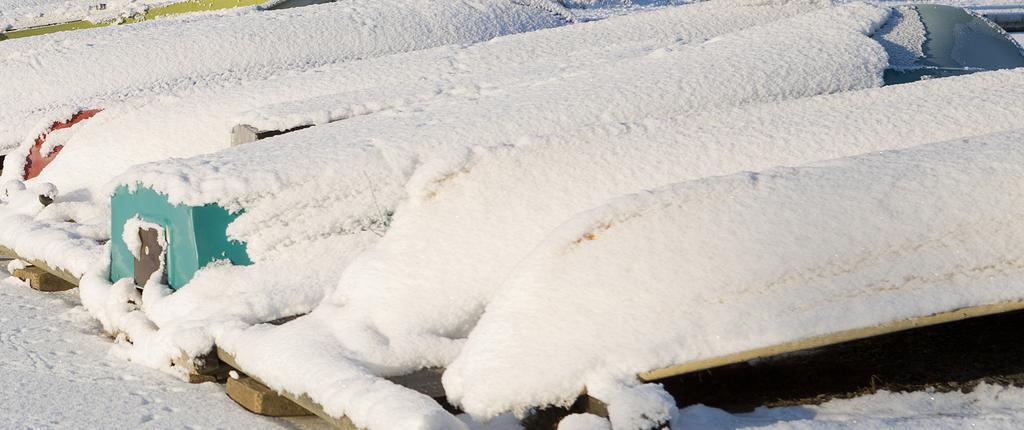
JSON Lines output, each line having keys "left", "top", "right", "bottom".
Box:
{"left": 24, "top": 109, "right": 102, "bottom": 180}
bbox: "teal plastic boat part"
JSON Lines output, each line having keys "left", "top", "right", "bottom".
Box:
{"left": 110, "top": 185, "right": 252, "bottom": 290}
{"left": 881, "top": 5, "right": 1024, "bottom": 85}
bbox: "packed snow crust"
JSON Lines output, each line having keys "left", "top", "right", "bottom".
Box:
{"left": 0, "top": 0, "right": 567, "bottom": 155}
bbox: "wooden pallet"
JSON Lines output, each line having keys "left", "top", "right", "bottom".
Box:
{"left": 0, "top": 245, "right": 79, "bottom": 290}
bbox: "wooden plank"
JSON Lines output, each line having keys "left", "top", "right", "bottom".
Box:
{"left": 227, "top": 375, "right": 313, "bottom": 417}
{"left": 218, "top": 348, "right": 360, "bottom": 430}
{"left": 639, "top": 300, "right": 1024, "bottom": 381}
{"left": 13, "top": 266, "right": 75, "bottom": 292}
{"left": 172, "top": 350, "right": 230, "bottom": 384}
{"left": 230, "top": 125, "right": 260, "bottom": 146}
{"left": 230, "top": 123, "right": 315, "bottom": 146}
{"left": 0, "top": 245, "right": 79, "bottom": 287}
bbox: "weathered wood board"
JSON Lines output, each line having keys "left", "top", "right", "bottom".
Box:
{"left": 227, "top": 375, "right": 313, "bottom": 417}
{"left": 0, "top": 245, "right": 79, "bottom": 288}
{"left": 12, "top": 266, "right": 76, "bottom": 292}
{"left": 640, "top": 301, "right": 1024, "bottom": 381}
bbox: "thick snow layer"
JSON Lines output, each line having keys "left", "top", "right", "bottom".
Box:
{"left": 447, "top": 128, "right": 1024, "bottom": 419}
{"left": 0, "top": 0, "right": 567, "bottom": 154}
{"left": 0, "top": 273, "right": 308, "bottom": 429}
{"left": 99, "top": 0, "right": 885, "bottom": 327}
{"left": 237, "top": 0, "right": 827, "bottom": 138}
{"left": 0, "top": 208, "right": 106, "bottom": 277}
{"left": 311, "top": 63, "right": 1024, "bottom": 418}
{"left": 70, "top": 0, "right": 887, "bottom": 378}
{"left": 118, "top": 2, "right": 890, "bottom": 225}
{"left": 13, "top": 0, "right": 829, "bottom": 202}
{"left": 79, "top": 3, "right": 898, "bottom": 426}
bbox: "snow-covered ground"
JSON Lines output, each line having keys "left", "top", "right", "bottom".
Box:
{"left": 0, "top": 271, "right": 329, "bottom": 429}
{"left": 675, "top": 384, "right": 1024, "bottom": 429}
{"left": 6, "top": 263, "right": 1024, "bottom": 429}
{"left": 1014, "top": 32, "right": 1023, "bottom": 43}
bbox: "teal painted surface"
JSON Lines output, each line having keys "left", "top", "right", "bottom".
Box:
{"left": 881, "top": 5, "right": 1024, "bottom": 85}
{"left": 110, "top": 185, "right": 251, "bottom": 290}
